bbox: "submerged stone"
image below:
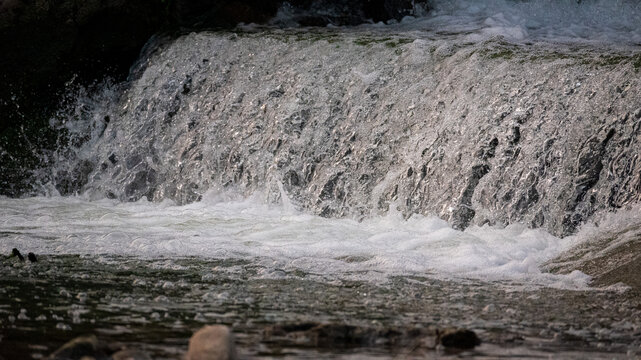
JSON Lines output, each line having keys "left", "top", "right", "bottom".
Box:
{"left": 47, "top": 335, "right": 108, "bottom": 360}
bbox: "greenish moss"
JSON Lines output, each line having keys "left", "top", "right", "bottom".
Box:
{"left": 488, "top": 49, "right": 514, "bottom": 60}
{"left": 597, "top": 54, "right": 628, "bottom": 66}
{"left": 633, "top": 54, "right": 641, "bottom": 72}
{"left": 384, "top": 38, "right": 413, "bottom": 48}
{"left": 353, "top": 37, "right": 392, "bottom": 46}
{"left": 294, "top": 32, "right": 340, "bottom": 43}
{"left": 353, "top": 38, "right": 376, "bottom": 46}
{"left": 528, "top": 51, "right": 573, "bottom": 62}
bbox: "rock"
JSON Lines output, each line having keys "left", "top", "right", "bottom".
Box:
{"left": 438, "top": 328, "right": 481, "bottom": 349}
{"left": 28, "top": 252, "right": 37, "bottom": 262}
{"left": 482, "top": 304, "right": 496, "bottom": 313}
{"left": 47, "top": 335, "right": 107, "bottom": 360}
{"left": 186, "top": 325, "right": 237, "bottom": 360}
{"left": 450, "top": 164, "right": 490, "bottom": 230}
{"left": 11, "top": 248, "right": 24, "bottom": 261}
{"left": 111, "top": 349, "right": 151, "bottom": 360}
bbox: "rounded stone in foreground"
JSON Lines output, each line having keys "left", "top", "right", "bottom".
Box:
{"left": 186, "top": 325, "right": 237, "bottom": 360}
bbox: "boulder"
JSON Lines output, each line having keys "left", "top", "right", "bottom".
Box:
{"left": 186, "top": 325, "right": 237, "bottom": 360}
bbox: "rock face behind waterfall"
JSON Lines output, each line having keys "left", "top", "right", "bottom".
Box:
{"left": 57, "top": 31, "right": 641, "bottom": 236}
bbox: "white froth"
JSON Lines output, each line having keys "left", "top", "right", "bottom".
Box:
{"left": 353, "top": 0, "right": 641, "bottom": 45}
{"left": 415, "top": 0, "right": 641, "bottom": 44}
{"left": 0, "top": 193, "right": 596, "bottom": 289}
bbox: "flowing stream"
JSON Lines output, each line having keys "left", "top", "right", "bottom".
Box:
{"left": 2, "top": 0, "right": 641, "bottom": 358}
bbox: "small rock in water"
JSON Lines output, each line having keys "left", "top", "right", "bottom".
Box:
{"left": 76, "top": 292, "right": 88, "bottom": 303}
{"left": 47, "top": 334, "right": 107, "bottom": 359}
{"left": 482, "top": 304, "right": 496, "bottom": 313}
{"left": 438, "top": 328, "right": 481, "bottom": 349}
{"left": 194, "top": 313, "right": 207, "bottom": 322}
{"left": 112, "top": 349, "right": 152, "bottom": 360}
{"left": 28, "top": 252, "right": 37, "bottom": 262}
{"left": 11, "top": 248, "right": 24, "bottom": 261}
{"left": 17, "top": 308, "right": 29, "bottom": 320}
{"left": 186, "top": 325, "right": 237, "bottom": 360}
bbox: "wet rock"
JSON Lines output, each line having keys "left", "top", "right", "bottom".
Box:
{"left": 124, "top": 168, "right": 157, "bottom": 201}
{"left": 182, "top": 75, "right": 193, "bottom": 95}
{"left": 269, "top": 86, "right": 285, "bottom": 98}
{"left": 27, "top": 252, "right": 37, "bottom": 262}
{"left": 283, "top": 169, "right": 301, "bottom": 188}
{"left": 111, "top": 349, "right": 151, "bottom": 360}
{"left": 451, "top": 164, "right": 490, "bottom": 230}
{"left": 54, "top": 160, "right": 94, "bottom": 196}
{"left": 319, "top": 172, "right": 344, "bottom": 201}
{"left": 508, "top": 126, "right": 521, "bottom": 145}
{"left": 438, "top": 328, "right": 481, "bottom": 349}
{"left": 186, "top": 325, "right": 237, "bottom": 360}
{"left": 562, "top": 128, "right": 616, "bottom": 234}
{"left": 47, "top": 335, "right": 108, "bottom": 360}
{"left": 11, "top": 248, "right": 24, "bottom": 261}
{"left": 476, "top": 137, "right": 499, "bottom": 160}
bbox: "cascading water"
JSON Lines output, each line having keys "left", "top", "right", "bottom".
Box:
{"left": 2, "top": 0, "right": 641, "bottom": 359}
{"left": 48, "top": 30, "right": 641, "bottom": 236}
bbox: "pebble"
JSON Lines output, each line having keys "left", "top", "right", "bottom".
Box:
{"left": 56, "top": 323, "right": 72, "bottom": 331}
{"left": 482, "top": 304, "right": 496, "bottom": 312}
{"left": 17, "top": 309, "right": 29, "bottom": 320}
{"left": 76, "top": 292, "right": 88, "bottom": 303}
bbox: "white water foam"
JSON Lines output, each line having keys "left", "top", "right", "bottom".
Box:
{"left": 415, "top": 0, "right": 641, "bottom": 44}
{"left": 0, "top": 192, "right": 594, "bottom": 289}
